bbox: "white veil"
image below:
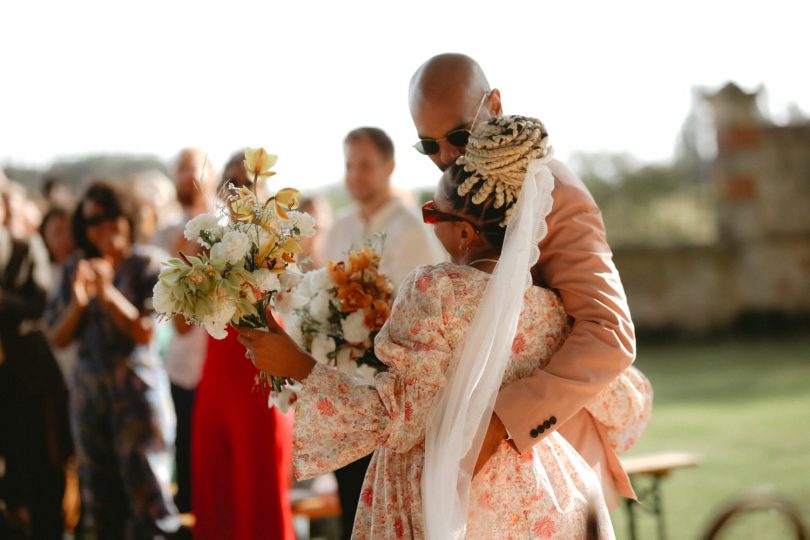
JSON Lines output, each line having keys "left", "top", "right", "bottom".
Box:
{"left": 421, "top": 151, "right": 556, "bottom": 539}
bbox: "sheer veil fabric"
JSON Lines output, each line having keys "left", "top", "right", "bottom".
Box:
{"left": 422, "top": 153, "right": 556, "bottom": 539}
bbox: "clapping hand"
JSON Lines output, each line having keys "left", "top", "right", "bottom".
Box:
{"left": 236, "top": 307, "right": 316, "bottom": 381}
{"left": 89, "top": 257, "right": 115, "bottom": 301}
{"left": 71, "top": 260, "right": 98, "bottom": 307}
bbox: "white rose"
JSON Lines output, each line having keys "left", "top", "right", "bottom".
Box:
{"left": 274, "top": 290, "right": 308, "bottom": 313}
{"left": 201, "top": 294, "right": 237, "bottom": 339}
{"left": 152, "top": 280, "right": 176, "bottom": 316}
{"left": 268, "top": 382, "right": 302, "bottom": 413}
{"left": 354, "top": 364, "right": 378, "bottom": 385}
{"left": 310, "top": 334, "right": 336, "bottom": 364}
{"left": 287, "top": 211, "right": 316, "bottom": 237}
{"left": 279, "top": 269, "right": 304, "bottom": 291}
{"left": 341, "top": 311, "right": 369, "bottom": 344}
{"left": 308, "top": 289, "right": 332, "bottom": 323}
{"left": 210, "top": 230, "right": 251, "bottom": 265}
{"left": 184, "top": 213, "right": 222, "bottom": 246}
{"left": 285, "top": 318, "right": 304, "bottom": 347}
{"left": 253, "top": 268, "right": 281, "bottom": 293}
{"left": 309, "top": 267, "right": 335, "bottom": 291}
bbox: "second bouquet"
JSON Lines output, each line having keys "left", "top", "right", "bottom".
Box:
{"left": 272, "top": 237, "right": 393, "bottom": 410}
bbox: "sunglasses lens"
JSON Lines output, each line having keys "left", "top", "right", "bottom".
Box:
{"left": 421, "top": 203, "right": 434, "bottom": 224}
{"left": 414, "top": 140, "right": 440, "bottom": 156}
{"left": 446, "top": 129, "right": 471, "bottom": 147}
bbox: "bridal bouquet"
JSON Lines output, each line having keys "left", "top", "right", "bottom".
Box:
{"left": 270, "top": 237, "right": 393, "bottom": 410}
{"left": 152, "top": 148, "right": 315, "bottom": 392}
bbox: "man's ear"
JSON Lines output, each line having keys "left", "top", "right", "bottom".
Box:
{"left": 385, "top": 158, "right": 395, "bottom": 177}
{"left": 488, "top": 88, "right": 503, "bottom": 116}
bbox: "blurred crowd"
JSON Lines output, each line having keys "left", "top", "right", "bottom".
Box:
{"left": 0, "top": 147, "right": 333, "bottom": 540}
{"left": 0, "top": 128, "right": 444, "bottom": 540}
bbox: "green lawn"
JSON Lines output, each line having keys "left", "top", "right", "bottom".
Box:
{"left": 610, "top": 337, "right": 810, "bottom": 539}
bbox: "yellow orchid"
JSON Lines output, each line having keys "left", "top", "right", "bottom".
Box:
{"left": 244, "top": 147, "right": 278, "bottom": 182}
{"left": 227, "top": 186, "right": 258, "bottom": 223}
{"left": 270, "top": 187, "right": 300, "bottom": 219}
{"left": 280, "top": 237, "right": 302, "bottom": 255}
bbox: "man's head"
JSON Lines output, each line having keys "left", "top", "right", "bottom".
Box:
{"left": 174, "top": 147, "right": 216, "bottom": 211}
{"left": 408, "top": 53, "right": 502, "bottom": 171}
{"left": 343, "top": 127, "right": 395, "bottom": 204}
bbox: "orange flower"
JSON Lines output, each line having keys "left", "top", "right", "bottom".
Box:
{"left": 328, "top": 260, "right": 351, "bottom": 285}
{"left": 374, "top": 273, "right": 394, "bottom": 296}
{"left": 335, "top": 282, "right": 373, "bottom": 313}
{"left": 348, "top": 246, "right": 375, "bottom": 273}
{"left": 363, "top": 299, "right": 390, "bottom": 331}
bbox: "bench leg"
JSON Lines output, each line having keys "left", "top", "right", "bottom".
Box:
{"left": 624, "top": 497, "right": 639, "bottom": 540}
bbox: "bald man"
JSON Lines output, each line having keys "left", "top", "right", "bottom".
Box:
{"left": 409, "top": 53, "right": 647, "bottom": 507}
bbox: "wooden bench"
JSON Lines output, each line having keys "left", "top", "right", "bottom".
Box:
{"left": 291, "top": 490, "right": 342, "bottom": 521}
{"left": 620, "top": 451, "right": 702, "bottom": 540}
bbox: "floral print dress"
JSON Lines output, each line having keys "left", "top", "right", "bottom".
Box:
{"left": 293, "top": 263, "right": 615, "bottom": 539}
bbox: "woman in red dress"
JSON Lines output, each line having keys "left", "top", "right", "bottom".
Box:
{"left": 191, "top": 327, "right": 295, "bottom": 540}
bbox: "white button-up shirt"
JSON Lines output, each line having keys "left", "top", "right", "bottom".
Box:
{"left": 323, "top": 197, "right": 447, "bottom": 293}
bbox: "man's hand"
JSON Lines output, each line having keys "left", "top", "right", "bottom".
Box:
{"left": 473, "top": 412, "right": 516, "bottom": 477}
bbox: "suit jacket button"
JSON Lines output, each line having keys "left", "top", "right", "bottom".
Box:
{"left": 530, "top": 429, "right": 538, "bottom": 438}
{"left": 543, "top": 420, "right": 551, "bottom": 430}
{"left": 549, "top": 416, "right": 557, "bottom": 425}
{"left": 538, "top": 425, "right": 546, "bottom": 434}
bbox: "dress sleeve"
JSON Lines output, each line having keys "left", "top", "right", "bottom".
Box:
{"left": 292, "top": 265, "right": 456, "bottom": 480}
{"left": 585, "top": 365, "right": 653, "bottom": 453}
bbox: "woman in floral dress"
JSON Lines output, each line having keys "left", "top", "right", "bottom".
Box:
{"left": 238, "top": 116, "right": 628, "bottom": 539}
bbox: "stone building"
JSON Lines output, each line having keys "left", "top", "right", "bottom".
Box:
{"left": 613, "top": 82, "right": 810, "bottom": 334}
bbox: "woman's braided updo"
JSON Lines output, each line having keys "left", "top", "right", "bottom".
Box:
{"left": 442, "top": 115, "right": 552, "bottom": 248}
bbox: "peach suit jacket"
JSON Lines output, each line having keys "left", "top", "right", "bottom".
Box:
{"left": 493, "top": 159, "right": 638, "bottom": 505}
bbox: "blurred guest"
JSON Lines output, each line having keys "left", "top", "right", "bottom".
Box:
{"left": 2, "top": 181, "right": 43, "bottom": 239}
{"left": 297, "top": 196, "right": 332, "bottom": 270}
{"left": 39, "top": 206, "right": 79, "bottom": 386}
{"left": 219, "top": 149, "right": 252, "bottom": 192}
{"left": 41, "top": 175, "right": 75, "bottom": 210}
{"left": 326, "top": 127, "right": 445, "bottom": 290}
{"left": 0, "top": 187, "right": 72, "bottom": 539}
{"left": 129, "top": 171, "right": 181, "bottom": 245}
{"left": 150, "top": 148, "right": 217, "bottom": 515}
{"left": 190, "top": 152, "right": 295, "bottom": 540}
{"left": 324, "top": 127, "right": 445, "bottom": 538}
{"left": 49, "top": 181, "right": 179, "bottom": 538}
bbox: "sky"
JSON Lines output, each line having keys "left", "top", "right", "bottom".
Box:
{"left": 1, "top": 0, "right": 808, "bottom": 191}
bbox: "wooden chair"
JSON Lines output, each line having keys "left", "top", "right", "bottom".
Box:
{"left": 701, "top": 491, "right": 808, "bottom": 540}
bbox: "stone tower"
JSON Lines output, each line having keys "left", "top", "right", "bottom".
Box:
{"left": 705, "top": 82, "right": 765, "bottom": 242}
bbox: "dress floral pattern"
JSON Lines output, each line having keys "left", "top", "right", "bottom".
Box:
{"left": 294, "top": 263, "right": 615, "bottom": 539}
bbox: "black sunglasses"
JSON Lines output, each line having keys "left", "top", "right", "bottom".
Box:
{"left": 84, "top": 213, "right": 118, "bottom": 228}
{"left": 413, "top": 91, "right": 490, "bottom": 156}
{"left": 421, "top": 201, "right": 480, "bottom": 232}
{"left": 414, "top": 129, "right": 472, "bottom": 156}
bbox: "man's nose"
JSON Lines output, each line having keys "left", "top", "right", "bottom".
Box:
{"left": 439, "top": 141, "right": 462, "bottom": 167}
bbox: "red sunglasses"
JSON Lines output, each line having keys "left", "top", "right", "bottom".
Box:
{"left": 421, "top": 201, "right": 480, "bottom": 232}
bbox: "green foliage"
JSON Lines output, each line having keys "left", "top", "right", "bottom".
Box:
{"left": 3, "top": 154, "right": 169, "bottom": 192}
{"left": 611, "top": 337, "right": 810, "bottom": 539}
{"left": 571, "top": 152, "right": 717, "bottom": 247}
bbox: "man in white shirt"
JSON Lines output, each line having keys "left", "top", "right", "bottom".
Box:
{"left": 323, "top": 127, "right": 444, "bottom": 539}
{"left": 324, "top": 127, "right": 445, "bottom": 292}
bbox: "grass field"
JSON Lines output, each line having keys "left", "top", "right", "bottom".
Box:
{"left": 610, "top": 336, "right": 810, "bottom": 539}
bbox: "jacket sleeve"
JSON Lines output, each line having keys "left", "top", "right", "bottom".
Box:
{"left": 494, "top": 160, "right": 636, "bottom": 453}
